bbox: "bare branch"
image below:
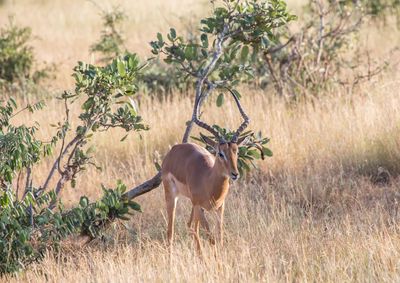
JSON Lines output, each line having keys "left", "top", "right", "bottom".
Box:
{"left": 316, "top": 0, "right": 325, "bottom": 65}
{"left": 15, "top": 171, "right": 22, "bottom": 200}
{"left": 263, "top": 52, "right": 283, "bottom": 96}
{"left": 21, "top": 167, "right": 32, "bottom": 200}
{"left": 182, "top": 26, "right": 228, "bottom": 143}
{"left": 57, "top": 98, "right": 70, "bottom": 175}
{"left": 41, "top": 135, "right": 80, "bottom": 191}
{"left": 264, "top": 36, "right": 295, "bottom": 55}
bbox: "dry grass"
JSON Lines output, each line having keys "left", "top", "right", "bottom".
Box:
{"left": 6, "top": 75, "right": 400, "bottom": 282}
{"left": 0, "top": 0, "right": 209, "bottom": 88}
{"left": 2, "top": 0, "right": 400, "bottom": 282}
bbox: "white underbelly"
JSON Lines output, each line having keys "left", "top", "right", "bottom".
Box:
{"left": 167, "top": 173, "right": 192, "bottom": 199}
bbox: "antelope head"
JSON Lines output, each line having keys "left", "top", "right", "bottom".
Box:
{"left": 195, "top": 90, "right": 250, "bottom": 181}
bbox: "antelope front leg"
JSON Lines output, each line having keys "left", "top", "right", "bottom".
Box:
{"left": 192, "top": 205, "right": 202, "bottom": 254}
{"left": 216, "top": 202, "right": 225, "bottom": 247}
{"left": 199, "top": 208, "right": 215, "bottom": 245}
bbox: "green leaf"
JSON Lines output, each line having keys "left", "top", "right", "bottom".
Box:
{"left": 262, "top": 147, "right": 273, "bottom": 157}
{"left": 117, "top": 60, "right": 126, "bottom": 77}
{"left": 170, "top": 28, "right": 176, "bottom": 39}
{"left": 247, "top": 149, "right": 261, "bottom": 159}
{"left": 82, "top": 98, "right": 94, "bottom": 110}
{"left": 128, "top": 201, "right": 142, "bottom": 212}
{"left": 154, "top": 162, "right": 162, "bottom": 171}
{"left": 200, "top": 33, "right": 208, "bottom": 48}
{"left": 9, "top": 97, "right": 17, "bottom": 108}
{"left": 231, "top": 89, "right": 241, "bottom": 99}
{"left": 240, "top": 45, "right": 249, "bottom": 62}
{"left": 184, "top": 46, "right": 196, "bottom": 60}
{"left": 157, "top": 32, "right": 163, "bottom": 43}
{"left": 216, "top": 93, "right": 224, "bottom": 107}
{"left": 79, "top": 196, "right": 89, "bottom": 208}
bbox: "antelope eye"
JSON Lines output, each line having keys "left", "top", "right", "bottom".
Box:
{"left": 218, "top": 152, "right": 224, "bottom": 158}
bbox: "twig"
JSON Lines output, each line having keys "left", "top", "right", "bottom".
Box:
{"left": 57, "top": 98, "right": 70, "bottom": 175}
{"left": 15, "top": 171, "right": 22, "bottom": 200}
{"left": 41, "top": 135, "right": 81, "bottom": 191}
{"left": 263, "top": 52, "right": 283, "bottom": 96}
{"left": 316, "top": 0, "right": 325, "bottom": 65}
{"left": 22, "top": 167, "right": 32, "bottom": 200}
{"left": 264, "top": 36, "right": 295, "bottom": 55}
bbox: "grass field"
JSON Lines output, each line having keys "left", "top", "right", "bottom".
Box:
{"left": 2, "top": 0, "right": 400, "bottom": 282}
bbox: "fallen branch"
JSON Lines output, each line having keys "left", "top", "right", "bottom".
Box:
{"left": 123, "top": 171, "right": 162, "bottom": 200}
{"left": 123, "top": 113, "right": 196, "bottom": 200}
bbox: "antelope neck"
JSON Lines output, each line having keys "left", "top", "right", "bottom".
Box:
{"left": 204, "top": 158, "right": 229, "bottom": 206}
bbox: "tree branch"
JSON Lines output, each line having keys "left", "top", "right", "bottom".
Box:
{"left": 182, "top": 27, "right": 227, "bottom": 142}
{"left": 41, "top": 135, "right": 81, "bottom": 191}
{"left": 57, "top": 98, "right": 70, "bottom": 175}
{"left": 21, "top": 167, "right": 32, "bottom": 200}
{"left": 124, "top": 27, "right": 228, "bottom": 200}
{"left": 123, "top": 171, "right": 162, "bottom": 200}
{"left": 263, "top": 52, "right": 283, "bottom": 96}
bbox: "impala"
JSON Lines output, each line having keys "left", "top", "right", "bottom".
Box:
{"left": 161, "top": 92, "right": 249, "bottom": 251}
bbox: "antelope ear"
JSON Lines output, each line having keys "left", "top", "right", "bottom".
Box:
{"left": 236, "top": 135, "right": 250, "bottom": 146}
{"left": 202, "top": 135, "right": 217, "bottom": 148}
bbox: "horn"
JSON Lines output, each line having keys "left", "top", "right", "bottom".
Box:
{"left": 193, "top": 85, "right": 224, "bottom": 142}
{"left": 227, "top": 88, "right": 250, "bottom": 143}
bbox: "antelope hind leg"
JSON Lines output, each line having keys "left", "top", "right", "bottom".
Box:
{"left": 163, "top": 178, "right": 177, "bottom": 247}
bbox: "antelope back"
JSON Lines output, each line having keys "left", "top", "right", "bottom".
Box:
{"left": 161, "top": 143, "right": 214, "bottom": 184}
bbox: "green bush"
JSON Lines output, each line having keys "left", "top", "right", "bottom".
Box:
{"left": 249, "top": 0, "right": 395, "bottom": 98}
{"left": 0, "top": 99, "right": 45, "bottom": 186}
{"left": 149, "top": 0, "right": 293, "bottom": 171}
{"left": 0, "top": 181, "right": 140, "bottom": 274}
{"left": 0, "top": 19, "right": 33, "bottom": 83}
{"left": 0, "top": 54, "right": 147, "bottom": 274}
{"left": 0, "top": 18, "right": 53, "bottom": 87}
{"left": 90, "top": 8, "right": 126, "bottom": 64}
{"left": 355, "top": 0, "right": 400, "bottom": 20}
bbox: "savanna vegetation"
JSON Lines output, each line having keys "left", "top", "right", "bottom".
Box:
{"left": 0, "top": 0, "right": 400, "bottom": 282}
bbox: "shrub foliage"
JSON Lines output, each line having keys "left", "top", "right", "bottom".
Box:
{"left": 0, "top": 54, "right": 146, "bottom": 274}
{"left": 0, "top": 182, "right": 140, "bottom": 274}
{"left": 0, "top": 18, "right": 53, "bottom": 86}
{"left": 90, "top": 8, "right": 127, "bottom": 64}
{"left": 0, "top": 19, "right": 33, "bottom": 83}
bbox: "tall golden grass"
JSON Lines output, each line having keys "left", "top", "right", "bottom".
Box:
{"left": 2, "top": 0, "right": 400, "bottom": 282}
{"left": 0, "top": 0, "right": 209, "bottom": 88}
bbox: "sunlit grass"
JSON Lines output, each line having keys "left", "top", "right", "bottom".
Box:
{"left": 2, "top": 0, "right": 400, "bottom": 281}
